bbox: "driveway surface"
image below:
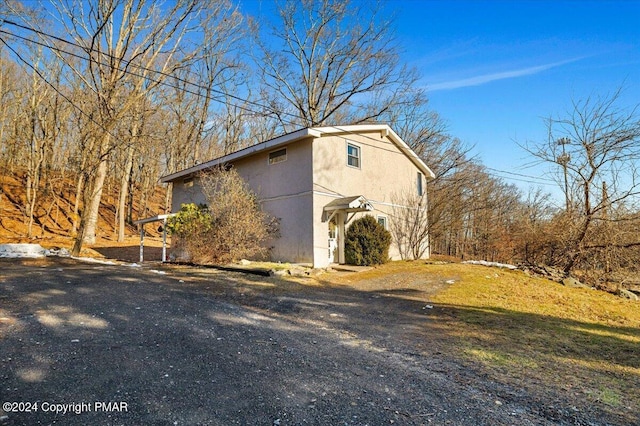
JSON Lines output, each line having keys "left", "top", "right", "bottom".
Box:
{"left": 0, "top": 257, "right": 627, "bottom": 425}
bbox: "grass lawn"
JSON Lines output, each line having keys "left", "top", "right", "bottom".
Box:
{"left": 322, "top": 260, "right": 640, "bottom": 417}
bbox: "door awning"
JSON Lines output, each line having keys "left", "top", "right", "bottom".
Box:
{"left": 323, "top": 195, "right": 373, "bottom": 222}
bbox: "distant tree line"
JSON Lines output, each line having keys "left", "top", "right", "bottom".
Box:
{"left": 0, "top": 0, "right": 638, "bottom": 286}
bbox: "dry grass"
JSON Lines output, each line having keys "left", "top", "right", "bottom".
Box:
{"left": 320, "top": 260, "right": 640, "bottom": 416}
{"left": 0, "top": 169, "right": 166, "bottom": 254}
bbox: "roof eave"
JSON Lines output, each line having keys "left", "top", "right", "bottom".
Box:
{"left": 160, "top": 127, "right": 323, "bottom": 183}
{"left": 383, "top": 127, "right": 436, "bottom": 180}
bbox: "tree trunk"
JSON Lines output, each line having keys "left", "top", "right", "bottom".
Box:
{"left": 71, "top": 172, "right": 85, "bottom": 236}
{"left": 72, "top": 133, "right": 111, "bottom": 255}
{"left": 117, "top": 144, "right": 135, "bottom": 242}
{"left": 83, "top": 157, "right": 108, "bottom": 245}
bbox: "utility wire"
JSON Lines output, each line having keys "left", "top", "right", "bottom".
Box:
{"left": 0, "top": 25, "right": 413, "bottom": 159}
{"left": 2, "top": 19, "right": 429, "bottom": 150}
{"left": 1, "top": 18, "right": 298, "bottom": 123}
{"left": 0, "top": 34, "right": 120, "bottom": 166}
{"left": 485, "top": 167, "right": 556, "bottom": 183}
{"left": 2, "top": 19, "right": 558, "bottom": 188}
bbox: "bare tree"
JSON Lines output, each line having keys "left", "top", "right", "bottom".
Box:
{"left": 40, "top": 0, "right": 201, "bottom": 255}
{"left": 251, "top": 0, "right": 417, "bottom": 130}
{"left": 167, "top": 168, "right": 278, "bottom": 264}
{"left": 390, "top": 190, "right": 429, "bottom": 260}
{"left": 525, "top": 88, "right": 640, "bottom": 275}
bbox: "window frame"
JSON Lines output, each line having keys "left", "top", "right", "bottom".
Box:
{"left": 268, "top": 147, "right": 287, "bottom": 165}
{"left": 377, "top": 215, "right": 388, "bottom": 230}
{"left": 417, "top": 172, "right": 424, "bottom": 196}
{"left": 346, "top": 141, "right": 361, "bottom": 169}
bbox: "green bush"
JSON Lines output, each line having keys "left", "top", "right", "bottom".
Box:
{"left": 166, "top": 203, "right": 212, "bottom": 237}
{"left": 344, "top": 215, "right": 391, "bottom": 266}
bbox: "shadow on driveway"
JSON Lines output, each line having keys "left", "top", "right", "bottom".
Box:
{"left": 0, "top": 257, "right": 634, "bottom": 425}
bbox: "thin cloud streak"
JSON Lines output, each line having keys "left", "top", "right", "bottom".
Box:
{"left": 428, "top": 57, "right": 585, "bottom": 91}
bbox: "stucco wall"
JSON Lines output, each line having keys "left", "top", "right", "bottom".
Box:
{"left": 171, "top": 138, "right": 316, "bottom": 264}
{"left": 171, "top": 178, "right": 207, "bottom": 213}
{"left": 169, "top": 127, "right": 429, "bottom": 267}
{"left": 312, "top": 130, "right": 427, "bottom": 265}
{"left": 233, "top": 139, "right": 314, "bottom": 263}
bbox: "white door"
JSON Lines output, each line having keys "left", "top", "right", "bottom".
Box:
{"left": 328, "top": 221, "right": 338, "bottom": 263}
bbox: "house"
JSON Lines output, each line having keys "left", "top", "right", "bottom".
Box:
{"left": 161, "top": 124, "right": 435, "bottom": 268}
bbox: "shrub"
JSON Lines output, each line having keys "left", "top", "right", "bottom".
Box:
{"left": 166, "top": 168, "right": 278, "bottom": 264}
{"left": 166, "top": 203, "right": 213, "bottom": 262}
{"left": 344, "top": 215, "right": 391, "bottom": 266}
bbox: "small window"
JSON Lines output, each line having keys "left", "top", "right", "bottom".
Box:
{"left": 417, "top": 172, "right": 423, "bottom": 196}
{"left": 269, "top": 148, "right": 287, "bottom": 165}
{"left": 377, "top": 216, "right": 387, "bottom": 230}
{"left": 347, "top": 142, "right": 360, "bottom": 168}
{"left": 183, "top": 177, "right": 194, "bottom": 188}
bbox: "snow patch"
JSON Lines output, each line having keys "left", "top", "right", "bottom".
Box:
{"left": 0, "top": 244, "right": 47, "bottom": 258}
{"left": 0, "top": 244, "right": 70, "bottom": 259}
{"left": 45, "top": 247, "right": 71, "bottom": 257}
{"left": 462, "top": 260, "right": 517, "bottom": 270}
{"left": 71, "top": 257, "right": 116, "bottom": 265}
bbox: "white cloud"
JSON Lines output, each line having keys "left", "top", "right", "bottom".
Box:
{"left": 427, "top": 57, "right": 584, "bottom": 91}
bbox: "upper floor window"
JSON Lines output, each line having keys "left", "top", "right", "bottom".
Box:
{"left": 269, "top": 147, "right": 287, "bottom": 165}
{"left": 347, "top": 142, "right": 360, "bottom": 168}
{"left": 417, "top": 172, "right": 423, "bottom": 196}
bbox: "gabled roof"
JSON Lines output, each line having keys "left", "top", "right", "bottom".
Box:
{"left": 323, "top": 195, "right": 373, "bottom": 212}
{"left": 160, "top": 124, "right": 435, "bottom": 183}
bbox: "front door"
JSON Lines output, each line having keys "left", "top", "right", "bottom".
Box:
{"left": 328, "top": 221, "right": 338, "bottom": 263}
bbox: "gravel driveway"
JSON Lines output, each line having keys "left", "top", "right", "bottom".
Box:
{"left": 0, "top": 257, "right": 625, "bottom": 425}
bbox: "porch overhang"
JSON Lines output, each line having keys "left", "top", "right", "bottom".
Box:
{"left": 322, "top": 195, "right": 373, "bottom": 222}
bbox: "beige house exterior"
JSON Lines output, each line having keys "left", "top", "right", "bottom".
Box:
{"left": 161, "top": 124, "right": 435, "bottom": 268}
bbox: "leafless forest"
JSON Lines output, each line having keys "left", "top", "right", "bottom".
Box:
{"left": 0, "top": 0, "right": 638, "bottom": 286}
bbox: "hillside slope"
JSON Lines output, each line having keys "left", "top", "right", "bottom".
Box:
{"left": 0, "top": 171, "right": 166, "bottom": 254}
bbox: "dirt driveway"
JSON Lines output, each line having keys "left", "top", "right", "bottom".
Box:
{"left": 0, "top": 257, "right": 625, "bottom": 425}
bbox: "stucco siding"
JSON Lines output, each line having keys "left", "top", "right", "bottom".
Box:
{"left": 233, "top": 139, "right": 315, "bottom": 263}
{"left": 171, "top": 138, "right": 315, "bottom": 264}
{"left": 312, "top": 131, "right": 427, "bottom": 262}
{"left": 262, "top": 194, "right": 314, "bottom": 263}
{"left": 170, "top": 177, "right": 207, "bottom": 213}
{"left": 167, "top": 125, "right": 430, "bottom": 267}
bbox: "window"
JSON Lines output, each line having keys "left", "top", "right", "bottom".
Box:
{"left": 269, "top": 148, "right": 287, "bottom": 164}
{"left": 377, "top": 215, "right": 387, "bottom": 230}
{"left": 347, "top": 142, "right": 360, "bottom": 168}
{"left": 183, "top": 177, "right": 194, "bottom": 188}
{"left": 417, "top": 172, "right": 423, "bottom": 196}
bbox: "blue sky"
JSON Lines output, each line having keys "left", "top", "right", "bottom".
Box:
{"left": 242, "top": 0, "right": 639, "bottom": 199}
{"left": 391, "top": 0, "right": 640, "bottom": 195}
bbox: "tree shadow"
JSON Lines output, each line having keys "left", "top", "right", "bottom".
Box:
{"left": 0, "top": 258, "right": 637, "bottom": 425}
{"left": 428, "top": 303, "right": 639, "bottom": 369}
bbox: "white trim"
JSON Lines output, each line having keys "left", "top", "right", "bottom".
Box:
{"left": 312, "top": 189, "right": 418, "bottom": 210}
{"left": 161, "top": 124, "right": 435, "bottom": 183}
{"left": 133, "top": 213, "right": 177, "bottom": 225}
{"left": 313, "top": 124, "right": 434, "bottom": 179}
{"left": 376, "top": 214, "right": 388, "bottom": 229}
{"left": 161, "top": 127, "right": 322, "bottom": 182}
{"left": 346, "top": 140, "right": 361, "bottom": 169}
